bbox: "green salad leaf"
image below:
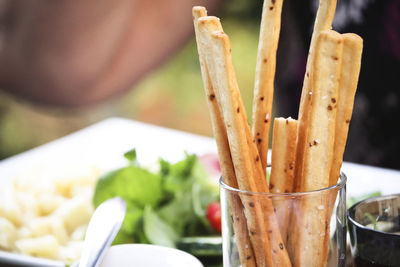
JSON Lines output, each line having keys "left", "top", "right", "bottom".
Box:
{"left": 93, "top": 166, "right": 163, "bottom": 208}
{"left": 143, "top": 206, "right": 179, "bottom": 247}
{"left": 124, "top": 148, "right": 138, "bottom": 165}
{"left": 93, "top": 150, "right": 220, "bottom": 246}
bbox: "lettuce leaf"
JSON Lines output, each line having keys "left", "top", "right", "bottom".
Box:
{"left": 143, "top": 206, "right": 179, "bottom": 247}
{"left": 93, "top": 166, "right": 163, "bottom": 208}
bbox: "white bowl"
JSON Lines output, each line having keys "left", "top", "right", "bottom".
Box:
{"left": 99, "top": 244, "right": 203, "bottom": 267}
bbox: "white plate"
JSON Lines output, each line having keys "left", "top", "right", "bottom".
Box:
{"left": 0, "top": 117, "right": 399, "bottom": 266}
{"left": 100, "top": 244, "right": 203, "bottom": 267}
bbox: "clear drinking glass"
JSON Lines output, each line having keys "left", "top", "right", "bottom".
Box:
{"left": 220, "top": 173, "right": 347, "bottom": 267}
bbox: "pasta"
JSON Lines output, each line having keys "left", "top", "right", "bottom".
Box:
{"left": 0, "top": 164, "right": 100, "bottom": 263}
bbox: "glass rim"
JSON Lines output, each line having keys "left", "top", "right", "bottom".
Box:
{"left": 219, "top": 171, "right": 347, "bottom": 197}
{"left": 347, "top": 193, "right": 400, "bottom": 237}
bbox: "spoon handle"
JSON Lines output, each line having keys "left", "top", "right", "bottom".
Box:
{"left": 79, "top": 197, "right": 126, "bottom": 267}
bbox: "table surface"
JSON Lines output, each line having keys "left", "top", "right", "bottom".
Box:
{"left": 0, "top": 117, "right": 399, "bottom": 267}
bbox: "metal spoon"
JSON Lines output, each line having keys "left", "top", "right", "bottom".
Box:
{"left": 76, "top": 197, "right": 126, "bottom": 267}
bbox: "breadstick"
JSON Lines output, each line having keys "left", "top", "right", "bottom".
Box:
{"left": 204, "top": 29, "right": 273, "bottom": 267}
{"left": 294, "top": 0, "right": 337, "bottom": 192}
{"left": 197, "top": 18, "right": 271, "bottom": 266}
{"left": 287, "top": 30, "right": 343, "bottom": 267}
{"left": 192, "top": 9, "right": 257, "bottom": 267}
{"left": 247, "top": 1, "right": 293, "bottom": 260}
{"left": 301, "top": 32, "right": 342, "bottom": 191}
{"left": 244, "top": 103, "right": 292, "bottom": 267}
{"left": 192, "top": 10, "right": 229, "bottom": 186}
{"left": 269, "top": 117, "right": 297, "bottom": 246}
{"left": 211, "top": 31, "right": 292, "bottom": 267}
{"left": 329, "top": 33, "right": 363, "bottom": 186}
{"left": 246, "top": 83, "right": 292, "bottom": 266}
{"left": 321, "top": 33, "right": 363, "bottom": 265}
{"left": 270, "top": 117, "right": 298, "bottom": 193}
{"left": 252, "top": 0, "right": 284, "bottom": 172}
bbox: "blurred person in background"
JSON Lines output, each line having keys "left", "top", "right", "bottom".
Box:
{"left": 0, "top": 0, "right": 399, "bottom": 169}
{"left": 0, "top": 0, "right": 221, "bottom": 106}
{"left": 275, "top": 0, "right": 400, "bottom": 169}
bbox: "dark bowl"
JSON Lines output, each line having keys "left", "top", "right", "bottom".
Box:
{"left": 347, "top": 194, "right": 400, "bottom": 267}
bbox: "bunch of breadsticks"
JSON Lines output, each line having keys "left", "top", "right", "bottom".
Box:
{"left": 193, "top": 0, "right": 362, "bottom": 266}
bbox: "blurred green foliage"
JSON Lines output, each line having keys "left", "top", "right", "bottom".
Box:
{"left": 221, "top": 0, "right": 262, "bottom": 22}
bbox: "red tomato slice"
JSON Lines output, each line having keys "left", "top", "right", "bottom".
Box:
{"left": 206, "top": 202, "right": 221, "bottom": 233}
